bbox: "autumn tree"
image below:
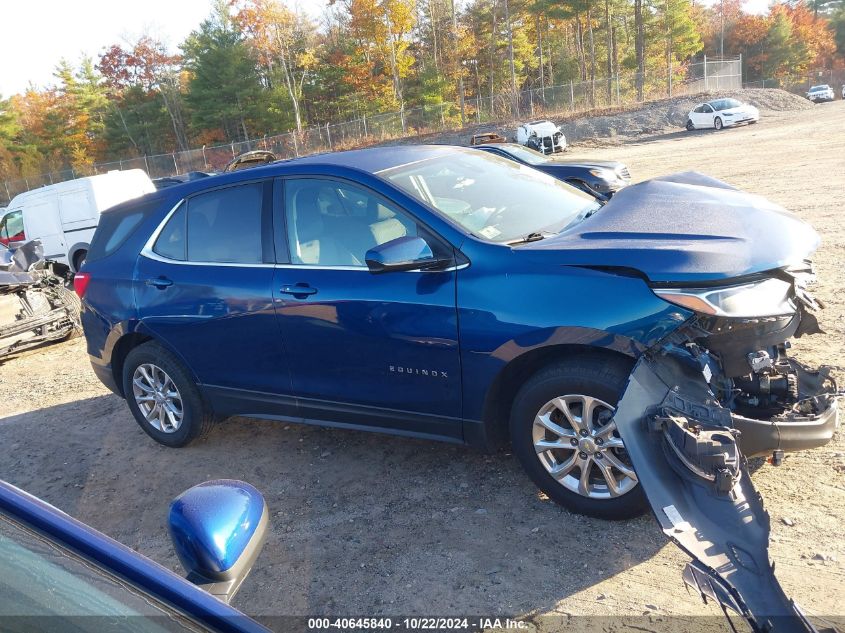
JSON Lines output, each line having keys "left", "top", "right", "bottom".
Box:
{"left": 97, "top": 36, "right": 190, "bottom": 155}
{"left": 231, "top": 0, "right": 318, "bottom": 133}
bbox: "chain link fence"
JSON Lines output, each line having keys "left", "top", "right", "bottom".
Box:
{"left": 1, "top": 58, "right": 743, "bottom": 206}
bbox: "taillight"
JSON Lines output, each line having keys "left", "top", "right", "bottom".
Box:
{"left": 74, "top": 272, "right": 91, "bottom": 298}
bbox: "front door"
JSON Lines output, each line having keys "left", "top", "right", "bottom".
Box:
{"left": 691, "top": 103, "right": 715, "bottom": 128}
{"left": 134, "top": 181, "right": 293, "bottom": 408}
{"left": 272, "top": 177, "right": 463, "bottom": 440}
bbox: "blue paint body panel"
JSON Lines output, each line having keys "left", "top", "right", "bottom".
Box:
{"left": 80, "top": 145, "right": 818, "bottom": 447}
{"left": 0, "top": 480, "right": 268, "bottom": 633}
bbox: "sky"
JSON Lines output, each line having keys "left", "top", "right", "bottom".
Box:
{"left": 0, "top": 0, "right": 328, "bottom": 97}
{"left": 2, "top": 0, "right": 769, "bottom": 98}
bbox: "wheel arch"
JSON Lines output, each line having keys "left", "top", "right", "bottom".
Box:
{"left": 67, "top": 241, "right": 90, "bottom": 272}
{"left": 110, "top": 331, "right": 201, "bottom": 399}
{"left": 477, "top": 344, "right": 636, "bottom": 451}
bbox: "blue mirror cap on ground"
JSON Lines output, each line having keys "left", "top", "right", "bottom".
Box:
{"left": 169, "top": 480, "right": 267, "bottom": 580}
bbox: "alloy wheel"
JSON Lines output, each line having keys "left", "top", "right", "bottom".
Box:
{"left": 132, "top": 363, "right": 184, "bottom": 433}
{"left": 532, "top": 394, "right": 638, "bottom": 499}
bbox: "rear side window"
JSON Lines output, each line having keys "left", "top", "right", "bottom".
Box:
{"left": 152, "top": 184, "right": 264, "bottom": 264}
{"left": 86, "top": 200, "right": 157, "bottom": 263}
{"left": 186, "top": 184, "right": 263, "bottom": 263}
{"left": 153, "top": 204, "right": 187, "bottom": 261}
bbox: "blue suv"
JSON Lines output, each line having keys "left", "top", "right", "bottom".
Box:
{"left": 78, "top": 145, "right": 837, "bottom": 534}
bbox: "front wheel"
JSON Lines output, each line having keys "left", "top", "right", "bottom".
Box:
{"left": 714, "top": 116, "right": 723, "bottom": 130}
{"left": 122, "top": 342, "right": 214, "bottom": 447}
{"left": 686, "top": 119, "right": 695, "bottom": 131}
{"left": 510, "top": 357, "right": 648, "bottom": 520}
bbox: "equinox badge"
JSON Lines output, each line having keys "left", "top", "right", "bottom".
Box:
{"left": 389, "top": 365, "right": 448, "bottom": 379}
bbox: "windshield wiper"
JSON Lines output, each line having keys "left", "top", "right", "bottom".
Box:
{"left": 509, "top": 231, "right": 550, "bottom": 244}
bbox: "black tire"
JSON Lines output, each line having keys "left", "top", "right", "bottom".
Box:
{"left": 54, "top": 284, "right": 82, "bottom": 338}
{"left": 122, "top": 341, "right": 214, "bottom": 447}
{"left": 509, "top": 355, "right": 648, "bottom": 520}
{"left": 714, "top": 116, "right": 723, "bottom": 131}
{"left": 686, "top": 119, "right": 695, "bottom": 131}
{"left": 72, "top": 250, "right": 87, "bottom": 272}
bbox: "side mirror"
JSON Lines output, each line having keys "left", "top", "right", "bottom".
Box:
{"left": 168, "top": 480, "right": 268, "bottom": 603}
{"left": 365, "top": 236, "right": 450, "bottom": 274}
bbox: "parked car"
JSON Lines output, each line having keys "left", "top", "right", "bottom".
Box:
{"left": 0, "top": 478, "right": 269, "bottom": 631}
{"left": 514, "top": 120, "right": 566, "bottom": 153}
{"left": 473, "top": 143, "right": 630, "bottom": 197}
{"left": 153, "top": 171, "right": 215, "bottom": 190}
{"left": 4, "top": 169, "right": 155, "bottom": 273}
{"left": 841, "top": 84, "right": 845, "bottom": 100}
{"left": 685, "top": 98, "right": 759, "bottom": 131}
{"left": 469, "top": 132, "right": 507, "bottom": 146}
{"left": 223, "top": 150, "right": 277, "bottom": 173}
{"left": 806, "top": 84, "right": 834, "bottom": 102}
{"left": 77, "top": 145, "right": 837, "bottom": 630}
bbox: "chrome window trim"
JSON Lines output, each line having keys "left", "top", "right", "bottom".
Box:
{"left": 274, "top": 262, "right": 469, "bottom": 273}
{"left": 140, "top": 199, "right": 183, "bottom": 260}
{"left": 140, "top": 197, "right": 469, "bottom": 273}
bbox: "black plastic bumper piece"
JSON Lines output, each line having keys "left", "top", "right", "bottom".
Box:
{"left": 614, "top": 353, "right": 821, "bottom": 633}
{"left": 733, "top": 397, "right": 839, "bottom": 458}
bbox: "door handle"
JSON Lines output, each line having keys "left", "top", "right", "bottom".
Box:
{"left": 280, "top": 284, "right": 317, "bottom": 297}
{"left": 146, "top": 277, "right": 173, "bottom": 289}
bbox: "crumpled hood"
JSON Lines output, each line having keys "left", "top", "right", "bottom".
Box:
{"left": 519, "top": 172, "right": 819, "bottom": 283}
{"left": 525, "top": 121, "right": 561, "bottom": 136}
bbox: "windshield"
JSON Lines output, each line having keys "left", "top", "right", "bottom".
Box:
{"left": 379, "top": 150, "right": 600, "bottom": 243}
{"left": 712, "top": 98, "right": 742, "bottom": 111}
{"left": 810, "top": 85, "right": 829, "bottom": 91}
{"left": 498, "top": 144, "right": 552, "bottom": 166}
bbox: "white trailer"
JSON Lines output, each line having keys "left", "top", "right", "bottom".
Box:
{"left": 1, "top": 170, "right": 154, "bottom": 271}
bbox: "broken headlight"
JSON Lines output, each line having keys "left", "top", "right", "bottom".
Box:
{"left": 653, "top": 277, "right": 794, "bottom": 318}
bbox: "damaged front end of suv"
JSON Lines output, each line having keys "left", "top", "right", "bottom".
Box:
{"left": 600, "top": 188, "right": 840, "bottom": 630}
{"left": 0, "top": 240, "right": 81, "bottom": 360}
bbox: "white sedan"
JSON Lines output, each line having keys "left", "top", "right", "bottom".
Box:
{"left": 807, "top": 84, "right": 835, "bottom": 103}
{"left": 685, "top": 98, "right": 760, "bottom": 131}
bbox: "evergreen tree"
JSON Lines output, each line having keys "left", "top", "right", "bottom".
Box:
{"left": 182, "top": 2, "right": 266, "bottom": 142}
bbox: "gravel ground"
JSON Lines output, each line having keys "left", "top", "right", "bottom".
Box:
{"left": 0, "top": 97, "right": 843, "bottom": 630}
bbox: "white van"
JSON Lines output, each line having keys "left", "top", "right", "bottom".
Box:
{"left": 1, "top": 170, "right": 155, "bottom": 271}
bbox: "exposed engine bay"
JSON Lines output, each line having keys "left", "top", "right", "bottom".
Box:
{"left": 615, "top": 260, "right": 840, "bottom": 632}
{"left": 0, "top": 240, "right": 81, "bottom": 360}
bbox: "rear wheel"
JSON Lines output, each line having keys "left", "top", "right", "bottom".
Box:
{"left": 510, "top": 356, "right": 648, "bottom": 520}
{"left": 686, "top": 119, "right": 695, "bottom": 131}
{"left": 122, "top": 342, "right": 214, "bottom": 447}
{"left": 714, "top": 117, "right": 723, "bottom": 131}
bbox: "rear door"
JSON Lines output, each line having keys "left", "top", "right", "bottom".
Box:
{"left": 134, "top": 180, "right": 294, "bottom": 408}
{"left": 23, "top": 199, "right": 66, "bottom": 262}
{"left": 271, "top": 176, "right": 463, "bottom": 439}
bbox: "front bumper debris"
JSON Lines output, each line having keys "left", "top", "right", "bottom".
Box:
{"left": 614, "top": 350, "right": 839, "bottom": 632}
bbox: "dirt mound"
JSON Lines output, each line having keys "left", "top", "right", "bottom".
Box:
{"left": 559, "top": 88, "right": 811, "bottom": 143}
{"left": 384, "top": 88, "right": 812, "bottom": 148}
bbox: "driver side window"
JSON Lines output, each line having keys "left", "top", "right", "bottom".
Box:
{"left": 283, "top": 179, "right": 421, "bottom": 267}
{"left": 703, "top": 104, "right": 714, "bottom": 113}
